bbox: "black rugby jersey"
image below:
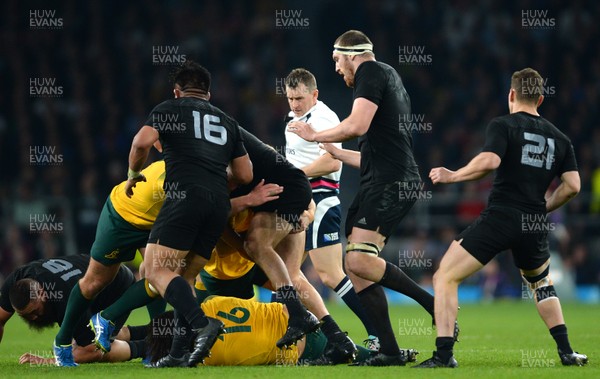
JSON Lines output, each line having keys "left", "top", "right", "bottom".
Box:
{"left": 353, "top": 61, "right": 421, "bottom": 185}
{"left": 482, "top": 111, "right": 578, "bottom": 213}
{"left": 145, "top": 98, "right": 247, "bottom": 195}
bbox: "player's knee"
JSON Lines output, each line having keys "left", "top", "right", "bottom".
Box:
{"left": 522, "top": 266, "right": 558, "bottom": 303}
{"left": 316, "top": 271, "right": 336, "bottom": 289}
{"left": 243, "top": 238, "right": 261, "bottom": 257}
{"left": 345, "top": 243, "right": 380, "bottom": 277}
{"left": 79, "top": 276, "right": 107, "bottom": 298}
{"left": 432, "top": 270, "right": 445, "bottom": 288}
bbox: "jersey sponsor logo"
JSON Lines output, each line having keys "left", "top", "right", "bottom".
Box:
{"left": 323, "top": 232, "right": 339, "bottom": 242}
{"left": 104, "top": 250, "right": 120, "bottom": 260}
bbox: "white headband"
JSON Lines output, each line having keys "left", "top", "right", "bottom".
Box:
{"left": 333, "top": 43, "right": 373, "bottom": 56}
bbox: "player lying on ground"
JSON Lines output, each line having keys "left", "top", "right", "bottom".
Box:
{"left": 194, "top": 237, "right": 419, "bottom": 366}
{"left": 415, "top": 68, "right": 587, "bottom": 368}
{"left": 145, "top": 296, "right": 400, "bottom": 366}
{"left": 0, "top": 255, "right": 146, "bottom": 364}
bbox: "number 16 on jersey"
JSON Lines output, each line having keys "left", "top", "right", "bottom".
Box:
{"left": 192, "top": 111, "right": 227, "bottom": 145}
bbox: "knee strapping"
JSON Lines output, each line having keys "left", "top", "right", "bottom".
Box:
{"left": 523, "top": 266, "right": 557, "bottom": 303}
{"left": 346, "top": 242, "right": 381, "bottom": 256}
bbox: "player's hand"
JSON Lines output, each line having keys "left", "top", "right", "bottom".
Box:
{"left": 125, "top": 174, "right": 147, "bottom": 198}
{"left": 19, "top": 352, "right": 53, "bottom": 365}
{"left": 319, "top": 143, "right": 341, "bottom": 160}
{"left": 287, "top": 121, "right": 317, "bottom": 142}
{"left": 429, "top": 167, "right": 455, "bottom": 184}
{"left": 247, "top": 179, "right": 284, "bottom": 207}
{"left": 290, "top": 202, "right": 315, "bottom": 234}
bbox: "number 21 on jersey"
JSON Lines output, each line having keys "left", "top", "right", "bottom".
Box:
{"left": 521, "top": 132, "right": 554, "bottom": 170}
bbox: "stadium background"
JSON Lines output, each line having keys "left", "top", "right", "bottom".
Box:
{"left": 0, "top": 0, "right": 598, "bottom": 303}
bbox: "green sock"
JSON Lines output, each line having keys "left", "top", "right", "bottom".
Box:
{"left": 146, "top": 298, "right": 168, "bottom": 319}
{"left": 194, "top": 288, "right": 209, "bottom": 305}
{"left": 102, "top": 279, "right": 156, "bottom": 321}
{"left": 56, "top": 283, "right": 91, "bottom": 345}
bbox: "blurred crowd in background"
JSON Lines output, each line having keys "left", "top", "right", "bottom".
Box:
{"left": 1, "top": 0, "right": 598, "bottom": 299}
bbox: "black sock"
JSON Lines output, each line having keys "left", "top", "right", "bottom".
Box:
{"left": 169, "top": 310, "right": 194, "bottom": 359}
{"left": 379, "top": 261, "right": 434, "bottom": 316}
{"left": 276, "top": 285, "right": 304, "bottom": 318}
{"left": 320, "top": 315, "right": 341, "bottom": 340}
{"left": 126, "top": 340, "right": 147, "bottom": 360}
{"left": 163, "top": 276, "right": 208, "bottom": 329}
{"left": 357, "top": 283, "right": 399, "bottom": 356}
{"left": 550, "top": 324, "right": 573, "bottom": 354}
{"left": 127, "top": 325, "right": 148, "bottom": 341}
{"left": 436, "top": 336, "right": 455, "bottom": 363}
{"left": 334, "top": 276, "right": 378, "bottom": 337}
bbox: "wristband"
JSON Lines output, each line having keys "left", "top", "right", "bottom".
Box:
{"left": 128, "top": 168, "right": 141, "bottom": 180}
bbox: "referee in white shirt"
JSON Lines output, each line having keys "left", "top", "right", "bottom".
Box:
{"left": 283, "top": 68, "right": 379, "bottom": 349}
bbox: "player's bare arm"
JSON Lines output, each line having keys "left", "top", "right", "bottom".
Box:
{"left": 229, "top": 154, "right": 254, "bottom": 186}
{"left": 545, "top": 171, "right": 580, "bottom": 213}
{"left": 430, "top": 152, "right": 501, "bottom": 184}
{"left": 229, "top": 179, "right": 284, "bottom": 216}
{"left": 288, "top": 98, "right": 377, "bottom": 142}
{"left": 320, "top": 143, "right": 361, "bottom": 169}
{"left": 300, "top": 152, "right": 341, "bottom": 177}
{"left": 125, "top": 125, "right": 158, "bottom": 197}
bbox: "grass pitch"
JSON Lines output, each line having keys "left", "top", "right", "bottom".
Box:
{"left": 0, "top": 300, "right": 596, "bottom": 378}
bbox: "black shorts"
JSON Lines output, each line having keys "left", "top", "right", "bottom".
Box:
{"left": 456, "top": 206, "right": 550, "bottom": 270}
{"left": 74, "top": 265, "right": 135, "bottom": 346}
{"left": 148, "top": 185, "right": 230, "bottom": 259}
{"left": 199, "top": 265, "right": 269, "bottom": 300}
{"left": 253, "top": 177, "right": 311, "bottom": 228}
{"left": 345, "top": 181, "right": 417, "bottom": 240}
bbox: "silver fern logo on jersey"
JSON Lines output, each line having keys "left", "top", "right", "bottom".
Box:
{"left": 275, "top": 10, "right": 309, "bottom": 29}
{"left": 399, "top": 45, "right": 432, "bottom": 66}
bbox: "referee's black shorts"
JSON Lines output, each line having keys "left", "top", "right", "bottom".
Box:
{"left": 345, "top": 181, "right": 417, "bottom": 241}
{"left": 456, "top": 205, "right": 550, "bottom": 270}
{"left": 148, "top": 185, "right": 230, "bottom": 259}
